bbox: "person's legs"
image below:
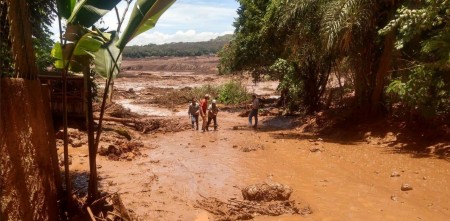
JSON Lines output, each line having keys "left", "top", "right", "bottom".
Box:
{"left": 248, "top": 111, "right": 253, "bottom": 126}
{"left": 201, "top": 115, "right": 207, "bottom": 131}
{"left": 191, "top": 116, "right": 195, "bottom": 129}
{"left": 206, "top": 117, "right": 212, "bottom": 131}
{"left": 254, "top": 110, "right": 258, "bottom": 129}
{"left": 213, "top": 116, "right": 217, "bottom": 130}
{"left": 194, "top": 115, "right": 199, "bottom": 130}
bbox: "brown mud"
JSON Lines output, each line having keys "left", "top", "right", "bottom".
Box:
{"left": 61, "top": 56, "right": 449, "bottom": 221}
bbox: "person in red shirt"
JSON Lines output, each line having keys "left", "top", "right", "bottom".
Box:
{"left": 199, "top": 94, "right": 210, "bottom": 132}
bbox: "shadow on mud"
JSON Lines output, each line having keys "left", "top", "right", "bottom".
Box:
{"left": 319, "top": 118, "right": 450, "bottom": 160}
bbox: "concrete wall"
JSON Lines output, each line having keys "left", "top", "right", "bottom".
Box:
{"left": 1, "top": 78, "right": 59, "bottom": 221}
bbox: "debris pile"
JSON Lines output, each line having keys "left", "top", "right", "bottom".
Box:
{"left": 98, "top": 141, "right": 144, "bottom": 161}
{"left": 135, "top": 118, "right": 191, "bottom": 134}
{"left": 107, "top": 103, "right": 141, "bottom": 118}
{"left": 240, "top": 144, "right": 265, "bottom": 152}
{"left": 241, "top": 182, "right": 292, "bottom": 201}
{"left": 196, "top": 182, "right": 311, "bottom": 221}
{"left": 56, "top": 128, "right": 87, "bottom": 148}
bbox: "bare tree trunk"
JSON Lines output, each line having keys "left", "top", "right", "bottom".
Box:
{"left": 6, "top": 0, "right": 37, "bottom": 79}
{"left": 370, "top": 32, "right": 395, "bottom": 116}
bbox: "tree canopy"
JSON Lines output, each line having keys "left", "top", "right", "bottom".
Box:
{"left": 219, "top": 0, "right": 450, "bottom": 119}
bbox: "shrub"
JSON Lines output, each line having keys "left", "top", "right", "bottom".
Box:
{"left": 217, "top": 80, "right": 251, "bottom": 104}
{"left": 188, "top": 84, "right": 220, "bottom": 101}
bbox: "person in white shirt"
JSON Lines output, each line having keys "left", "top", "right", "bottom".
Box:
{"left": 248, "top": 94, "right": 259, "bottom": 129}
{"left": 206, "top": 99, "right": 219, "bottom": 131}
{"left": 188, "top": 98, "right": 200, "bottom": 130}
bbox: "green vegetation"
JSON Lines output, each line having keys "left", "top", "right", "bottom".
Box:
{"left": 188, "top": 80, "right": 250, "bottom": 105}
{"left": 219, "top": 0, "right": 450, "bottom": 120}
{"left": 189, "top": 84, "right": 220, "bottom": 101}
{"left": 123, "top": 34, "right": 232, "bottom": 58}
{"left": 217, "top": 80, "right": 251, "bottom": 105}
{"left": 0, "top": 0, "right": 55, "bottom": 76}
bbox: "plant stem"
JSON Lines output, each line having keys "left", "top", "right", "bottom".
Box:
{"left": 57, "top": 13, "right": 72, "bottom": 203}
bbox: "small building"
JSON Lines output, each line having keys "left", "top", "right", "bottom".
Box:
{"left": 39, "top": 72, "right": 86, "bottom": 119}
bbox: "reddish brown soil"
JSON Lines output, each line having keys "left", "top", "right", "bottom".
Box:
{"left": 62, "top": 56, "right": 449, "bottom": 221}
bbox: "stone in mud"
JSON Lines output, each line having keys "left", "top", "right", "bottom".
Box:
{"left": 309, "top": 146, "right": 322, "bottom": 152}
{"left": 71, "top": 139, "right": 83, "bottom": 148}
{"left": 390, "top": 195, "right": 398, "bottom": 201}
{"left": 401, "top": 184, "right": 413, "bottom": 191}
{"left": 242, "top": 182, "right": 293, "bottom": 202}
{"left": 126, "top": 152, "right": 135, "bottom": 161}
{"left": 108, "top": 144, "right": 122, "bottom": 155}
{"left": 108, "top": 153, "right": 120, "bottom": 161}
{"left": 99, "top": 146, "right": 108, "bottom": 156}
{"left": 390, "top": 171, "right": 401, "bottom": 177}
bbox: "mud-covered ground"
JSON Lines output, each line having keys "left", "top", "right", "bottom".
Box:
{"left": 59, "top": 56, "right": 450, "bottom": 221}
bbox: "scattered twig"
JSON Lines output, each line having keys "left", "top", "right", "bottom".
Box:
{"left": 91, "top": 191, "right": 118, "bottom": 207}
{"left": 87, "top": 206, "right": 96, "bottom": 221}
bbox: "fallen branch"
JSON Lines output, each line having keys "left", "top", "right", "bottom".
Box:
{"left": 91, "top": 191, "right": 118, "bottom": 207}
{"left": 87, "top": 206, "right": 96, "bottom": 221}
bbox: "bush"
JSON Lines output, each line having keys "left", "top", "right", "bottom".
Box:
{"left": 217, "top": 80, "right": 250, "bottom": 104}
{"left": 188, "top": 84, "right": 220, "bottom": 101}
{"left": 188, "top": 80, "right": 250, "bottom": 105}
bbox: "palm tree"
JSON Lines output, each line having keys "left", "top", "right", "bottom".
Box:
{"left": 321, "top": 0, "right": 400, "bottom": 116}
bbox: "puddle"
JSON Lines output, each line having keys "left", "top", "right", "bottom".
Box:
{"left": 117, "top": 99, "right": 184, "bottom": 117}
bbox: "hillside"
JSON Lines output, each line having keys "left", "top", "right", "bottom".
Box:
{"left": 123, "top": 34, "right": 232, "bottom": 58}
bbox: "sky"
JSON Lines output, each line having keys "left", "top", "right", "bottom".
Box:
{"left": 51, "top": 0, "right": 239, "bottom": 46}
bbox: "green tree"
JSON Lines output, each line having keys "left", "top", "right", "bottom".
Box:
{"left": 382, "top": 0, "right": 450, "bottom": 118}
{"left": 0, "top": 0, "right": 55, "bottom": 76}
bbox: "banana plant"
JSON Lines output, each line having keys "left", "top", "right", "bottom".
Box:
{"left": 53, "top": 0, "right": 176, "bottom": 202}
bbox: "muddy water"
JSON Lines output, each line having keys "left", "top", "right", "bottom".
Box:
{"left": 90, "top": 57, "right": 450, "bottom": 220}
{"left": 96, "top": 112, "right": 450, "bottom": 221}
{"left": 117, "top": 99, "right": 185, "bottom": 117}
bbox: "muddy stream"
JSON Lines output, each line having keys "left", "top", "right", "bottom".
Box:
{"left": 65, "top": 57, "right": 449, "bottom": 221}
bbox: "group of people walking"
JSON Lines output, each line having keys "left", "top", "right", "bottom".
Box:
{"left": 188, "top": 94, "right": 219, "bottom": 132}
{"left": 188, "top": 94, "right": 260, "bottom": 132}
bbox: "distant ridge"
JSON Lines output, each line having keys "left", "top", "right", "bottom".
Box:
{"left": 123, "top": 34, "right": 233, "bottom": 58}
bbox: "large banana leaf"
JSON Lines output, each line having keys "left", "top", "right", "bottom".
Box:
{"left": 56, "top": 0, "right": 76, "bottom": 19}
{"left": 117, "top": 0, "right": 176, "bottom": 49}
{"left": 93, "top": 32, "right": 122, "bottom": 78}
{"left": 67, "top": 0, "right": 122, "bottom": 27}
{"left": 52, "top": 29, "right": 105, "bottom": 70}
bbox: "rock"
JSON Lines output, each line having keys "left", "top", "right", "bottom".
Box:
{"left": 317, "top": 138, "right": 323, "bottom": 141}
{"left": 108, "top": 153, "right": 120, "bottom": 161}
{"left": 201, "top": 145, "right": 206, "bottom": 148}
{"left": 422, "top": 176, "right": 427, "bottom": 180}
{"left": 390, "top": 195, "right": 398, "bottom": 201}
{"left": 390, "top": 171, "right": 401, "bottom": 177}
{"left": 78, "top": 154, "right": 88, "bottom": 157}
{"left": 401, "top": 184, "right": 413, "bottom": 191}
{"left": 98, "top": 146, "right": 109, "bottom": 156}
{"left": 126, "top": 152, "right": 135, "bottom": 161}
{"left": 232, "top": 145, "right": 238, "bottom": 148}
{"left": 309, "top": 146, "right": 322, "bottom": 152}
{"left": 108, "top": 144, "right": 122, "bottom": 155}
{"left": 71, "top": 139, "right": 83, "bottom": 148}
{"left": 242, "top": 182, "right": 293, "bottom": 201}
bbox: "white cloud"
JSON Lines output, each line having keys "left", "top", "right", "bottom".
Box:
{"left": 50, "top": 0, "right": 238, "bottom": 45}
{"left": 128, "top": 30, "right": 233, "bottom": 45}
